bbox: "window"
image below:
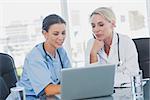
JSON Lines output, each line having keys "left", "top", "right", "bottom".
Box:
{"left": 0, "top": 0, "right": 61, "bottom": 68}
{"left": 0, "top": 0, "right": 149, "bottom": 69}
{"left": 67, "top": 0, "right": 149, "bottom": 67}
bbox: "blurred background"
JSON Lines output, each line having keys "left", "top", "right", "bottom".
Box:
{"left": 0, "top": 0, "right": 150, "bottom": 77}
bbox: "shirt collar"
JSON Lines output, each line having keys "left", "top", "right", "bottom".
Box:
{"left": 111, "top": 31, "right": 118, "bottom": 46}
{"left": 98, "top": 31, "right": 118, "bottom": 61}
{"left": 35, "top": 43, "right": 45, "bottom": 57}
{"left": 34, "top": 43, "right": 57, "bottom": 61}
{"left": 46, "top": 51, "right": 58, "bottom": 61}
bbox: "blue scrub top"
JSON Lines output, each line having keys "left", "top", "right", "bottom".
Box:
{"left": 17, "top": 43, "right": 71, "bottom": 99}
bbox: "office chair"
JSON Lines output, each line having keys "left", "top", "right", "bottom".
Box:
{"left": 0, "top": 53, "right": 18, "bottom": 100}
{"left": 133, "top": 38, "right": 150, "bottom": 78}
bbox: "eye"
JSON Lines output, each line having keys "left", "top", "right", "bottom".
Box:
{"left": 98, "top": 22, "right": 104, "bottom": 27}
{"left": 62, "top": 31, "right": 66, "bottom": 35}
{"left": 53, "top": 32, "right": 59, "bottom": 36}
{"left": 91, "top": 24, "right": 95, "bottom": 28}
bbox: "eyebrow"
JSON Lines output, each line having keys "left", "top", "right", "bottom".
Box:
{"left": 91, "top": 21, "right": 104, "bottom": 25}
{"left": 53, "top": 30, "right": 66, "bottom": 33}
{"left": 53, "top": 31, "right": 59, "bottom": 33}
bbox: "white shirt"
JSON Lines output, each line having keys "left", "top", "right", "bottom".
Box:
{"left": 85, "top": 32, "right": 139, "bottom": 87}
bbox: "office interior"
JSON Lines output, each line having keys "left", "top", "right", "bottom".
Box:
{"left": 0, "top": 0, "right": 150, "bottom": 99}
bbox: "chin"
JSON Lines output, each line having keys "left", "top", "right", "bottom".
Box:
{"left": 56, "top": 45, "right": 63, "bottom": 48}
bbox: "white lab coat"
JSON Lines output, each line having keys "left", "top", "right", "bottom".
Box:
{"left": 85, "top": 32, "right": 139, "bottom": 87}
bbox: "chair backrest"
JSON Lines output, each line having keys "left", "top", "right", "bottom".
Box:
{"left": 0, "top": 53, "right": 18, "bottom": 100}
{"left": 133, "top": 38, "right": 150, "bottom": 78}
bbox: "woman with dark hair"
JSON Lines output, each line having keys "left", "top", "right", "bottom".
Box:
{"left": 17, "top": 14, "right": 71, "bottom": 99}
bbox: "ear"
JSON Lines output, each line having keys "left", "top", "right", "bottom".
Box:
{"left": 42, "top": 30, "right": 48, "bottom": 39}
{"left": 111, "top": 20, "right": 116, "bottom": 27}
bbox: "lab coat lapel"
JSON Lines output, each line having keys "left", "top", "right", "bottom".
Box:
{"left": 108, "top": 32, "right": 118, "bottom": 64}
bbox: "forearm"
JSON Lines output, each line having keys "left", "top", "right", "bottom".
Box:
{"left": 90, "top": 52, "right": 98, "bottom": 64}
{"left": 44, "top": 84, "right": 61, "bottom": 96}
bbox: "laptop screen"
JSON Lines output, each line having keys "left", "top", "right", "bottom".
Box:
{"left": 61, "top": 64, "right": 116, "bottom": 100}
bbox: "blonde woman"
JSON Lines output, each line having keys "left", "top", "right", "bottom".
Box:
{"left": 85, "top": 7, "right": 139, "bottom": 87}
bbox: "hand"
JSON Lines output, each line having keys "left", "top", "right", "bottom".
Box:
{"left": 90, "top": 39, "right": 104, "bottom": 64}
{"left": 91, "top": 39, "right": 104, "bottom": 55}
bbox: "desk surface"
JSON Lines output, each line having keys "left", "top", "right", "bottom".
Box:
{"left": 46, "top": 80, "right": 150, "bottom": 100}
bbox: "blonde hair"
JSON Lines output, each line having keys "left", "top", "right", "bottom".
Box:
{"left": 90, "top": 7, "right": 116, "bottom": 22}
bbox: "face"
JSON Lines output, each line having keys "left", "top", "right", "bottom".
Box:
{"left": 90, "top": 14, "right": 115, "bottom": 41}
{"left": 43, "top": 23, "right": 66, "bottom": 49}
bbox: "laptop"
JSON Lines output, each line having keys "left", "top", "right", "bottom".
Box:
{"left": 61, "top": 64, "right": 116, "bottom": 100}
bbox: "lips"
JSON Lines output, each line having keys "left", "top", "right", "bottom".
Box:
{"left": 95, "top": 34, "right": 104, "bottom": 38}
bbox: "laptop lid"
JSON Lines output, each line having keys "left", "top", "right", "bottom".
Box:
{"left": 61, "top": 64, "right": 116, "bottom": 100}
